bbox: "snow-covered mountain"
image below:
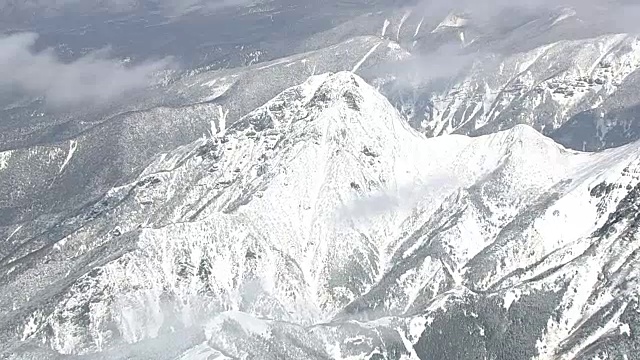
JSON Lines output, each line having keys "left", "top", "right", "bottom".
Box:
{"left": 1, "top": 71, "right": 639, "bottom": 359}
{"left": 3, "top": 2, "right": 640, "bottom": 359}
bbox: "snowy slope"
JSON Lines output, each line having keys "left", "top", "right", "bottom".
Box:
{"left": 1, "top": 72, "right": 639, "bottom": 359}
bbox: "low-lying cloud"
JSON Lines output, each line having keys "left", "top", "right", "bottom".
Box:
{"left": 337, "top": 174, "right": 457, "bottom": 221}
{"left": 0, "top": 32, "right": 174, "bottom": 107}
{"left": 377, "top": 42, "right": 479, "bottom": 90}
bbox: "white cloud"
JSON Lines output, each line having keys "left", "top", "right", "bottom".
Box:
{"left": 337, "top": 175, "right": 457, "bottom": 221}
{"left": 0, "top": 32, "right": 174, "bottom": 107}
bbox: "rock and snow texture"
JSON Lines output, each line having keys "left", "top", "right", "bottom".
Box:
{"left": 1, "top": 72, "right": 640, "bottom": 359}
{"left": 380, "top": 31, "right": 640, "bottom": 152}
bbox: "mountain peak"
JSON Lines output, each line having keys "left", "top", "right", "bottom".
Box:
{"left": 433, "top": 12, "right": 469, "bottom": 33}
{"left": 231, "top": 70, "right": 411, "bottom": 142}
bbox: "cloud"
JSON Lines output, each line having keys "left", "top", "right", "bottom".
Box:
{"left": 374, "top": 42, "right": 479, "bottom": 91}
{"left": 0, "top": 32, "right": 174, "bottom": 107}
{"left": 337, "top": 175, "right": 457, "bottom": 221}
